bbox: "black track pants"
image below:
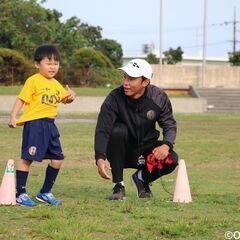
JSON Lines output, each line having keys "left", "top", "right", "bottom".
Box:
{"left": 106, "top": 122, "right": 178, "bottom": 183}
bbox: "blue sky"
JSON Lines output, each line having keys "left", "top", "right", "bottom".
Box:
{"left": 42, "top": 0, "right": 240, "bottom": 58}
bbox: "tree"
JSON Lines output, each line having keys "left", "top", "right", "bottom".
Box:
{"left": 0, "top": 0, "right": 124, "bottom": 85}
{"left": 69, "top": 48, "right": 119, "bottom": 86}
{"left": 55, "top": 17, "right": 85, "bottom": 65}
{"left": 163, "top": 46, "right": 183, "bottom": 64}
{"left": 71, "top": 48, "right": 114, "bottom": 69}
{"left": 146, "top": 53, "right": 159, "bottom": 64}
{"left": 0, "top": 0, "right": 63, "bottom": 58}
{"left": 0, "top": 48, "right": 31, "bottom": 85}
{"left": 79, "top": 23, "right": 102, "bottom": 47}
{"left": 0, "top": 0, "right": 88, "bottom": 63}
{"left": 96, "top": 39, "right": 123, "bottom": 67}
{"left": 229, "top": 51, "right": 240, "bottom": 66}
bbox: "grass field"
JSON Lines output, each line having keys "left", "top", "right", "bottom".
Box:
{"left": 0, "top": 114, "right": 239, "bottom": 240}
{"left": 0, "top": 86, "right": 113, "bottom": 97}
{"left": 0, "top": 86, "right": 190, "bottom": 98}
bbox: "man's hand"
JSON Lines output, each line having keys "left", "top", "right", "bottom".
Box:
{"left": 152, "top": 144, "right": 170, "bottom": 161}
{"left": 96, "top": 159, "right": 112, "bottom": 180}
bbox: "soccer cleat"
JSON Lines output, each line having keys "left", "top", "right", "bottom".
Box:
{"left": 132, "top": 171, "right": 153, "bottom": 198}
{"left": 36, "top": 192, "right": 62, "bottom": 205}
{"left": 16, "top": 193, "right": 37, "bottom": 206}
{"left": 108, "top": 183, "right": 126, "bottom": 200}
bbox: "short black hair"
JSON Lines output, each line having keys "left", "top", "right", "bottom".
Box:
{"left": 34, "top": 44, "right": 60, "bottom": 62}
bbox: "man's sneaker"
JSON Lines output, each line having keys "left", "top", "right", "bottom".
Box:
{"left": 108, "top": 183, "right": 126, "bottom": 200}
{"left": 16, "top": 193, "right": 37, "bottom": 206}
{"left": 132, "top": 171, "right": 153, "bottom": 198}
{"left": 36, "top": 192, "right": 62, "bottom": 205}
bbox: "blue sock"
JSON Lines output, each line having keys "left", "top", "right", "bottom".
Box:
{"left": 40, "top": 164, "right": 60, "bottom": 193}
{"left": 16, "top": 170, "right": 29, "bottom": 196}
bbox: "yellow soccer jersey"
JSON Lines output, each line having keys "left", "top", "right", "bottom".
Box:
{"left": 17, "top": 73, "right": 68, "bottom": 125}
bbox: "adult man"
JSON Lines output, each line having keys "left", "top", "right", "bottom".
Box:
{"left": 94, "top": 59, "right": 178, "bottom": 200}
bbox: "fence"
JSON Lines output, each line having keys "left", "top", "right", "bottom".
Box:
{"left": 151, "top": 65, "right": 240, "bottom": 88}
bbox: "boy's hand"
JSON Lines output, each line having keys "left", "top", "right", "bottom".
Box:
{"left": 65, "top": 84, "right": 75, "bottom": 103}
{"left": 8, "top": 116, "right": 17, "bottom": 128}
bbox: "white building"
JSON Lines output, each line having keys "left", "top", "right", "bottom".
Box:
{"left": 123, "top": 52, "right": 229, "bottom": 66}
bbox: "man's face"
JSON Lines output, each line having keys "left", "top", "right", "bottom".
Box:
{"left": 122, "top": 73, "right": 149, "bottom": 99}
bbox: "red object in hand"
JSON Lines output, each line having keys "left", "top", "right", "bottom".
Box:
{"left": 146, "top": 154, "right": 173, "bottom": 173}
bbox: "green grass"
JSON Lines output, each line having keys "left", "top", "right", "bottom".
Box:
{"left": 0, "top": 86, "right": 113, "bottom": 97}
{"left": 0, "top": 86, "right": 190, "bottom": 97}
{"left": 0, "top": 114, "right": 240, "bottom": 240}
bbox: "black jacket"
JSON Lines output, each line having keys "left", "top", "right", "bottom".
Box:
{"left": 94, "top": 85, "right": 177, "bottom": 161}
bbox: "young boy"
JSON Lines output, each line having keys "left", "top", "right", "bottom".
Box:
{"left": 8, "top": 44, "right": 75, "bottom": 206}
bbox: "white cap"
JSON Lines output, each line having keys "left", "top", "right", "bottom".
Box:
{"left": 119, "top": 59, "right": 153, "bottom": 79}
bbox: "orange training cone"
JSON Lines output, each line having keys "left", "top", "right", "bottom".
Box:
{"left": 0, "top": 159, "right": 16, "bottom": 205}
{"left": 173, "top": 159, "right": 192, "bottom": 203}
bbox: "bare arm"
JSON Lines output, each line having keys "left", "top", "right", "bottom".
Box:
{"left": 8, "top": 98, "right": 24, "bottom": 128}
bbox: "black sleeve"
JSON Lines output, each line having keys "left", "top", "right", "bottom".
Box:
{"left": 94, "top": 93, "right": 118, "bottom": 161}
{"left": 156, "top": 92, "right": 177, "bottom": 147}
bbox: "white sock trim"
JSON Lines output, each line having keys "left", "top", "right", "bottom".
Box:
{"left": 113, "top": 181, "right": 124, "bottom": 187}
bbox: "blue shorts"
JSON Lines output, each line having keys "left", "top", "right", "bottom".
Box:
{"left": 21, "top": 118, "right": 64, "bottom": 162}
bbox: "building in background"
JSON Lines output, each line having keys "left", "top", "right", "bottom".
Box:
{"left": 123, "top": 53, "right": 229, "bottom": 66}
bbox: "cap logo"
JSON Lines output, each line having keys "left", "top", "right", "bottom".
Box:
{"left": 130, "top": 62, "right": 140, "bottom": 68}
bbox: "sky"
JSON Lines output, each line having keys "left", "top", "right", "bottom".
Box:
{"left": 42, "top": 0, "right": 240, "bottom": 58}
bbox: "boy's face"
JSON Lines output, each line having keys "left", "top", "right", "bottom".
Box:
{"left": 35, "top": 56, "right": 60, "bottom": 79}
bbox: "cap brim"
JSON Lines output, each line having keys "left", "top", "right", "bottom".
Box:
{"left": 119, "top": 66, "right": 142, "bottom": 78}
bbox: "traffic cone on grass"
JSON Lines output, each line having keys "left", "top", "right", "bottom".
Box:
{"left": 0, "top": 159, "right": 16, "bottom": 205}
{"left": 173, "top": 159, "right": 192, "bottom": 203}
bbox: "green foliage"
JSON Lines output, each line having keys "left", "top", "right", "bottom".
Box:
{"left": 69, "top": 48, "right": 121, "bottom": 86}
{"left": 0, "top": 0, "right": 63, "bottom": 58}
{"left": 0, "top": 48, "right": 32, "bottom": 85}
{"left": 71, "top": 48, "right": 113, "bottom": 69}
{"left": 96, "top": 39, "right": 123, "bottom": 67}
{"left": 146, "top": 53, "right": 159, "bottom": 64}
{"left": 164, "top": 46, "right": 184, "bottom": 64}
{"left": 0, "top": 0, "right": 87, "bottom": 62}
{"left": 86, "top": 67, "right": 122, "bottom": 87}
{"left": 79, "top": 23, "right": 102, "bottom": 47}
{"left": 55, "top": 17, "right": 86, "bottom": 65}
{"left": 228, "top": 51, "right": 240, "bottom": 66}
{"left": 0, "top": 48, "right": 28, "bottom": 66}
{"left": 0, "top": 0, "right": 123, "bottom": 74}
